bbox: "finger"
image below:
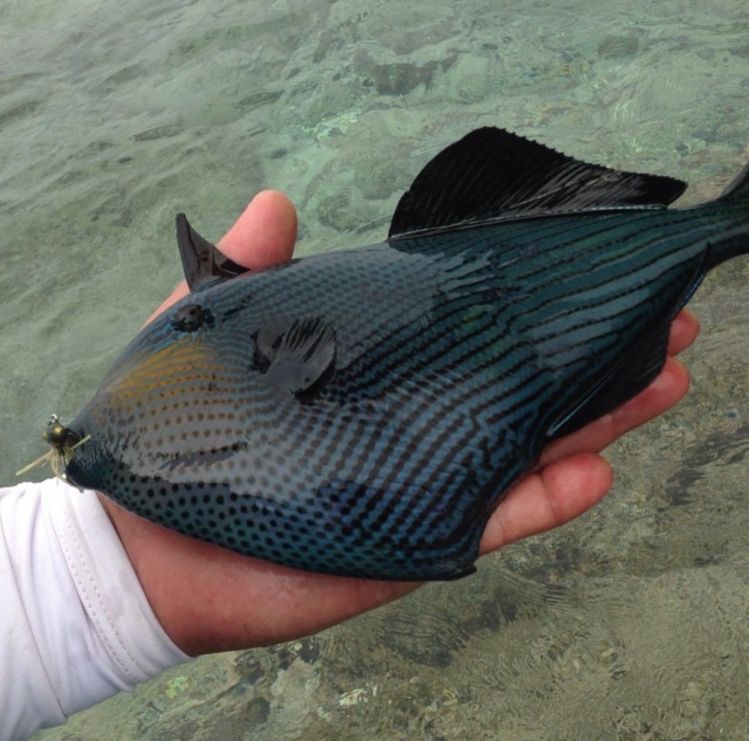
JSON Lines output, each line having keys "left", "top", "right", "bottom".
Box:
{"left": 539, "top": 356, "right": 690, "bottom": 465}
{"left": 218, "top": 189, "right": 297, "bottom": 269}
{"left": 480, "top": 452, "right": 612, "bottom": 553}
{"left": 145, "top": 190, "right": 298, "bottom": 324}
{"left": 668, "top": 309, "right": 700, "bottom": 355}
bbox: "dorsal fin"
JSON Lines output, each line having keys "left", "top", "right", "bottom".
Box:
{"left": 176, "top": 213, "right": 246, "bottom": 291}
{"left": 388, "top": 127, "right": 687, "bottom": 239}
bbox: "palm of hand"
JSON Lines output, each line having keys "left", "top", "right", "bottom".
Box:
{"left": 100, "top": 191, "right": 699, "bottom": 655}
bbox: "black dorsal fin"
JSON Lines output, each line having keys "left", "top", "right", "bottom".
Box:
{"left": 176, "top": 213, "right": 246, "bottom": 291}
{"left": 388, "top": 127, "right": 687, "bottom": 239}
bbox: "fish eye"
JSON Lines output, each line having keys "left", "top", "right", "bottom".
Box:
{"left": 171, "top": 304, "right": 215, "bottom": 332}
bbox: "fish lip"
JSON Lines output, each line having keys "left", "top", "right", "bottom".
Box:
{"left": 62, "top": 449, "right": 91, "bottom": 490}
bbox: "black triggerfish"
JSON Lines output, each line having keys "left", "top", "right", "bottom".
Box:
{"left": 44, "top": 127, "right": 748, "bottom": 580}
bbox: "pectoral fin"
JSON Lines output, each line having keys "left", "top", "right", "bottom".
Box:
{"left": 253, "top": 317, "right": 337, "bottom": 399}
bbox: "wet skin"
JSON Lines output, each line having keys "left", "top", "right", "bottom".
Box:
{"left": 99, "top": 190, "right": 698, "bottom": 655}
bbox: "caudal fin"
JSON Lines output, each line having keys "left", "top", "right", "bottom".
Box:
{"left": 705, "top": 160, "right": 749, "bottom": 269}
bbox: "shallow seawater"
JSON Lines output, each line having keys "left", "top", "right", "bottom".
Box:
{"left": 0, "top": 0, "right": 746, "bottom": 737}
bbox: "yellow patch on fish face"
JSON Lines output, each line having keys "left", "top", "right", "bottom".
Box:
{"left": 99, "top": 337, "right": 231, "bottom": 411}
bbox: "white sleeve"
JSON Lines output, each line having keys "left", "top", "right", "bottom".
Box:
{"left": 0, "top": 478, "right": 190, "bottom": 740}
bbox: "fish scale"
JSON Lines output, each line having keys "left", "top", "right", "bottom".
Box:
{"left": 45, "top": 126, "right": 749, "bottom": 580}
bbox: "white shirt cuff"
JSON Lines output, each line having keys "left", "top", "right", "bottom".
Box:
{"left": 0, "top": 478, "right": 190, "bottom": 739}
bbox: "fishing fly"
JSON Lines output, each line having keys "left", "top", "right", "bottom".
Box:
{"left": 16, "top": 414, "right": 91, "bottom": 480}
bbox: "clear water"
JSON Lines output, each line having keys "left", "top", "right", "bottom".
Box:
{"left": 0, "top": 0, "right": 746, "bottom": 737}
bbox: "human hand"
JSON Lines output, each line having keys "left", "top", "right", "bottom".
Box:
{"left": 99, "top": 191, "right": 699, "bottom": 655}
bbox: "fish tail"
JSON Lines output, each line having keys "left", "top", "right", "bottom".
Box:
{"left": 704, "top": 160, "right": 749, "bottom": 269}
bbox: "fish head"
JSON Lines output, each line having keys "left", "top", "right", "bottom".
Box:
{"left": 62, "top": 292, "right": 256, "bottom": 496}
{"left": 60, "top": 285, "right": 337, "bottom": 506}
